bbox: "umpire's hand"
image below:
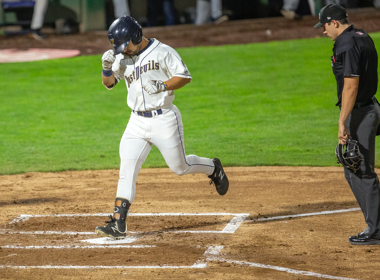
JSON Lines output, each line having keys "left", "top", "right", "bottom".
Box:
{"left": 338, "top": 122, "right": 349, "bottom": 144}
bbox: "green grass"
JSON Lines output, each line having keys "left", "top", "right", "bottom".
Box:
{"left": 1, "top": 34, "right": 380, "bottom": 174}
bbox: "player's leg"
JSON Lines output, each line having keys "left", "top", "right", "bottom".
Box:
{"left": 210, "top": 0, "right": 228, "bottom": 23}
{"left": 30, "top": 0, "right": 48, "bottom": 39}
{"left": 210, "top": 0, "right": 222, "bottom": 20}
{"left": 281, "top": 0, "right": 301, "bottom": 20}
{"left": 116, "top": 132, "right": 152, "bottom": 203}
{"left": 112, "top": 0, "right": 131, "bottom": 18}
{"left": 282, "top": 0, "right": 300, "bottom": 11}
{"left": 151, "top": 106, "right": 213, "bottom": 175}
{"left": 195, "top": 0, "right": 211, "bottom": 25}
{"left": 151, "top": 105, "right": 229, "bottom": 195}
{"left": 96, "top": 116, "right": 152, "bottom": 238}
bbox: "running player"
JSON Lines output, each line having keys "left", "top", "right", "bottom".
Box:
{"left": 95, "top": 16, "right": 229, "bottom": 239}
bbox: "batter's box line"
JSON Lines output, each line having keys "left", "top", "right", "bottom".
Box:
{"left": 205, "top": 256, "right": 359, "bottom": 280}
{"left": 0, "top": 246, "right": 360, "bottom": 279}
{"left": 256, "top": 208, "right": 361, "bottom": 222}
{"left": 5, "top": 213, "right": 250, "bottom": 235}
{"left": 0, "top": 245, "right": 224, "bottom": 270}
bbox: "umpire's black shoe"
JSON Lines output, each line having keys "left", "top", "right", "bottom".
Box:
{"left": 95, "top": 215, "right": 126, "bottom": 239}
{"left": 349, "top": 234, "right": 380, "bottom": 245}
{"left": 208, "top": 158, "right": 229, "bottom": 195}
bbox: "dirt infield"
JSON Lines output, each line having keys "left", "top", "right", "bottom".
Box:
{"left": 0, "top": 166, "right": 379, "bottom": 279}
{"left": 2, "top": 7, "right": 380, "bottom": 280}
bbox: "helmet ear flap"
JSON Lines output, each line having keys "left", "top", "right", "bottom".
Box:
{"left": 131, "top": 34, "right": 142, "bottom": 45}
{"left": 131, "top": 23, "right": 142, "bottom": 45}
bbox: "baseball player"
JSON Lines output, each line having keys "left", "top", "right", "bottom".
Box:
{"left": 29, "top": 0, "right": 49, "bottom": 40}
{"left": 95, "top": 16, "right": 229, "bottom": 239}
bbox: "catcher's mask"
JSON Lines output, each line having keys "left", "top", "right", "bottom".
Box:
{"left": 335, "top": 138, "right": 363, "bottom": 174}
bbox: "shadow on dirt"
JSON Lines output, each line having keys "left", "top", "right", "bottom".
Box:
{"left": 247, "top": 200, "right": 359, "bottom": 223}
{"left": 130, "top": 219, "right": 236, "bottom": 238}
{"left": 0, "top": 197, "right": 62, "bottom": 207}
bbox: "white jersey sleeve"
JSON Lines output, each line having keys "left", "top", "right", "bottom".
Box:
{"left": 102, "top": 53, "right": 126, "bottom": 90}
{"left": 162, "top": 47, "right": 192, "bottom": 79}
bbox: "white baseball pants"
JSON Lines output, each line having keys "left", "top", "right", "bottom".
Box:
{"left": 282, "top": 0, "right": 316, "bottom": 16}
{"left": 116, "top": 104, "right": 215, "bottom": 203}
{"left": 31, "top": 0, "right": 48, "bottom": 30}
{"left": 112, "top": 0, "right": 130, "bottom": 18}
{"left": 195, "top": 0, "right": 223, "bottom": 25}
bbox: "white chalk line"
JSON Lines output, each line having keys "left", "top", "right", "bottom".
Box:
{"left": 257, "top": 208, "right": 361, "bottom": 221}
{"left": 5, "top": 213, "right": 249, "bottom": 235}
{"left": 0, "top": 245, "right": 358, "bottom": 279}
{"left": 1, "top": 245, "right": 154, "bottom": 249}
{"left": 0, "top": 231, "right": 94, "bottom": 235}
{"left": 206, "top": 257, "right": 359, "bottom": 280}
{"left": 9, "top": 213, "right": 249, "bottom": 224}
{"left": 3, "top": 208, "right": 359, "bottom": 235}
{"left": 81, "top": 236, "right": 137, "bottom": 244}
{"left": 194, "top": 245, "right": 224, "bottom": 267}
{"left": 1, "top": 210, "right": 362, "bottom": 278}
{"left": 0, "top": 245, "right": 221, "bottom": 270}
{"left": 0, "top": 265, "right": 206, "bottom": 269}
{"left": 177, "top": 214, "right": 249, "bottom": 234}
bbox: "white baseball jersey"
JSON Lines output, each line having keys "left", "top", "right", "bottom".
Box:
{"left": 109, "top": 38, "right": 191, "bottom": 111}
{"left": 103, "top": 38, "right": 214, "bottom": 204}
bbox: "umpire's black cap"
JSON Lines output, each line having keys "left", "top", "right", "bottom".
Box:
{"left": 314, "top": 4, "right": 348, "bottom": 29}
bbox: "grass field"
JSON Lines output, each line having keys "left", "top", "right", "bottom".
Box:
{"left": 1, "top": 34, "right": 380, "bottom": 175}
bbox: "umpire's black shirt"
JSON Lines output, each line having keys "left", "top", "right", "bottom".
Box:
{"left": 332, "top": 25, "right": 378, "bottom": 107}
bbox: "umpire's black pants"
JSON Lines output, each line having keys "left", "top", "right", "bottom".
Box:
{"left": 344, "top": 101, "right": 380, "bottom": 238}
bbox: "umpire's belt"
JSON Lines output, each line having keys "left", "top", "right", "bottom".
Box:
{"left": 133, "top": 109, "right": 162, "bottom": 118}
{"left": 353, "top": 96, "right": 379, "bottom": 109}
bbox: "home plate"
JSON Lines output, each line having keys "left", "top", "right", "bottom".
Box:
{"left": 81, "top": 237, "right": 137, "bottom": 244}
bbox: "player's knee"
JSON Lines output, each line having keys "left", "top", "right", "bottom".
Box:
{"left": 169, "top": 165, "right": 187, "bottom": 176}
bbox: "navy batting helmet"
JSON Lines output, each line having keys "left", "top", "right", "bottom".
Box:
{"left": 107, "top": 16, "right": 143, "bottom": 55}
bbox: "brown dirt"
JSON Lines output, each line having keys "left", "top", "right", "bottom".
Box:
{"left": 1, "top": 166, "right": 380, "bottom": 279}
{"left": 2, "top": 7, "right": 380, "bottom": 280}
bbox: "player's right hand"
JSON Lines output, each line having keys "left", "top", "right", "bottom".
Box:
{"left": 102, "top": 49, "right": 116, "bottom": 70}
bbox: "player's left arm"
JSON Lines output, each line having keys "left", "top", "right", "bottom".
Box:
{"left": 164, "top": 76, "right": 191, "bottom": 90}
{"left": 143, "top": 48, "right": 191, "bottom": 94}
{"left": 142, "top": 77, "right": 190, "bottom": 95}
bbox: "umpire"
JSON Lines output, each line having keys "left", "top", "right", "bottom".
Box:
{"left": 315, "top": 4, "right": 380, "bottom": 245}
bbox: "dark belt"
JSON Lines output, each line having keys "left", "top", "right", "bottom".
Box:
{"left": 133, "top": 109, "right": 162, "bottom": 118}
{"left": 353, "top": 97, "right": 378, "bottom": 109}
